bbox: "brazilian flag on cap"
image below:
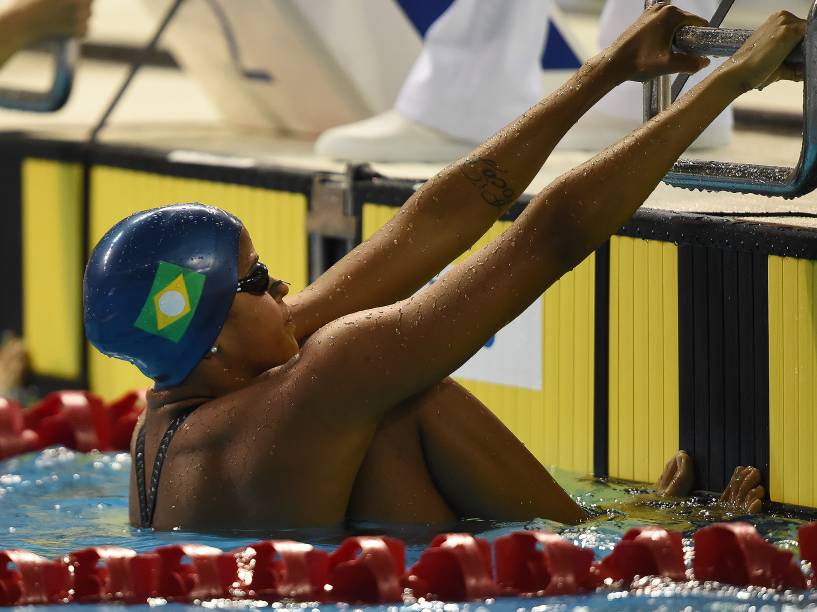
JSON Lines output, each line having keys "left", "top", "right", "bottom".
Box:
{"left": 134, "top": 261, "right": 206, "bottom": 343}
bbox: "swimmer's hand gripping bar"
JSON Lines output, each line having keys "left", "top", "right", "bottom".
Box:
{"left": 643, "top": 0, "right": 817, "bottom": 198}
{"left": 0, "top": 39, "right": 77, "bottom": 112}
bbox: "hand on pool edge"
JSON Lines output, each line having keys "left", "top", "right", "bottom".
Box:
{"left": 655, "top": 450, "right": 695, "bottom": 497}
{"left": 654, "top": 451, "right": 765, "bottom": 514}
{"left": 718, "top": 466, "right": 765, "bottom": 515}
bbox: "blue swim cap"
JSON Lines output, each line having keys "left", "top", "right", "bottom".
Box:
{"left": 84, "top": 203, "right": 243, "bottom": 389}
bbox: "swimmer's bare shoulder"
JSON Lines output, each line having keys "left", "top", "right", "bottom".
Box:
{"left": 135, "top": 358, "right": 374, "bottom": 529}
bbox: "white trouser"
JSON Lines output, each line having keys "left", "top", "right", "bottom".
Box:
{"left": 395, "top": 0, "right": 552, "bottom": 143}
{"left": 394, "top": 0, "right": 732, "bottom": 144}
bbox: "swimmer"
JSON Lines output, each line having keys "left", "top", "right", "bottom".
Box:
{"left": 84, "top": 6, "right": 798, "bottom": 530}
{"left": 0, "top": 0, "right": 92, "bottom": 68}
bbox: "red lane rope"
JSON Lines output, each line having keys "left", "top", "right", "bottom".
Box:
{"left": 1, "top": 524, "right": 816, "bottom": 606}
{"left": 0, "top": 391, "right": 144, "bottom": 459}
{"left": 2, "top": 394, "right": 817, "bottom": 604}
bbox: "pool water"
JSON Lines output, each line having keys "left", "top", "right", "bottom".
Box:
{"left": 2, "top": 448, "right": 817, "bottom": 611}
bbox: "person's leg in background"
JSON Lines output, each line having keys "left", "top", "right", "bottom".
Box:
{"left": 315, "top": 0, "right": 731, "bottom": 161}
{"left": 315, "top": 0, "right": 551, "bottom": 162}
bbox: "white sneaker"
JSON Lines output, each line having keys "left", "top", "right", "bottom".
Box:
{"left": 556, "top": 108, "right": 733, "bottom": 152}
{"left": 314, "top": 110, "right": 477, "bottom": 163}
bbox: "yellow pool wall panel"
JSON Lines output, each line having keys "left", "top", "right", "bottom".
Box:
{"left": 608, "top": 236, "right": 679, "bottom": 483}
{"left": 87, "top": 166, "right": 309, "bottom": 400}
{"left": 22, "top": 158, "right": 84, "bottom": 380}
{"left": 361, "top": 203, "right": 595, "bottom": 474}
{"left": 768, "top": 255, "right": 817, "bottom": 508}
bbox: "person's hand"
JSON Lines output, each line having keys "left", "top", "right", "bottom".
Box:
{"left": 723, "top": 11, "right": 805, "bottom": 93}
{"left": 0, "top": 333, "right": 27, "bottom": 395}
{"left": 609, "top": 3, "right": 711, "bottom": 82}
{"left": 11, "top": 0, "right": 92, "bottom": 47}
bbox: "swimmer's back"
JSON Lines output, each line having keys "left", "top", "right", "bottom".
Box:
{"left": 128, "top": 361, "right": 374, "bottom": 530}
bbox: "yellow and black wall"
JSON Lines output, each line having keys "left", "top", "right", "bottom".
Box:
{"left": 0, "top": 136, "right": 87, "bottom": 394}
{"left": 617, "top": 212, "right": 771, "bottom": 494}
{"left": 4, "top": 132, "right": 817, "bottom": 510}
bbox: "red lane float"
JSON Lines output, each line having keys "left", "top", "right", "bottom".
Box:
{"left": 234, "top": 540, "right": 329, "bottom": 601}
{"left": 800, "top": 522, "right": 817, "bottom": 567}
{"left": 2, "top": 523, "right": 817, "bottom": 606}
{"left": 0, "top": 550, "right": 69, "bottom": 605}
{"left": 693, "top": 522, "right": 806, "bottom": 589}
{"left": 0, "top": 399, "right": 39, "bottom": 460}
{"left": 495, "top": 530, "right": 594, "bottom": 595}
{"left": 0, "top": 390, "right": 144, "bottom": 460}
{"left": 24, "top": 391, "right": 110, "bottom": 453}
{"left": 595, "top": 527, "right": 686, "bottom": 584}
{"left": 106, "top": 391, "right": 146, "bottom": 451}
{"left": 405, "top": 533, "right": 497, "bottom": 601}
{"left": 67, "top": 546, "right": 157, "bottom": 603}
{"left": 23, "top": 392, "right": 111, "bottom": 453}
{"left": 154, "top": 545, "right": 238, "bottom": 601}
{"left": 801, "top": 522, "right": 817, "bottom": 589}
{"left": 327, "top": 536, "right": 404, "bottom": 603}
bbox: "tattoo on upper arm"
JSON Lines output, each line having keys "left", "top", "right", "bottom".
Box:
{"left": 461, "top": 157, "right": 517, "bottom": 208}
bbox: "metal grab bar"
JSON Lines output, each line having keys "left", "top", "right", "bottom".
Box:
{"left": 674, "top": 25, "right": 805, "bottom": 64}
{"left": 0, "top": 39, "right": 77, "bottom": 113}
{"left": 643, "top": 0, "right": 817, "bottom": 199}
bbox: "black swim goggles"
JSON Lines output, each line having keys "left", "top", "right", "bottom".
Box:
{"left": 236, "top": 261, "right": 289, "bottom": 295}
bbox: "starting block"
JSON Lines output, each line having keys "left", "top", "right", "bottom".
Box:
{"left": 643, "top": 0, "right": 817, "bottom": 198}
{"left": 0, "top": 39, "right": 76, "bottom": 112}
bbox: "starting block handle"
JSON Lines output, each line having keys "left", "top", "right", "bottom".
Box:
{"left": 643, "top": 0, "right": 817, "bottom": 199}
{"left": 674, "top": 26, "right": 805, "bottom": 64}
{"left": 0, "top": 39, "right": 77, "bottom": 112}
{"left": 662, "top": 160, "right": 802, "bottom": 197}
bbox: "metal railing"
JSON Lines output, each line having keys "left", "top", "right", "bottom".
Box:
{"left": 643, "top": 0, "right": 817, "bottom": 198}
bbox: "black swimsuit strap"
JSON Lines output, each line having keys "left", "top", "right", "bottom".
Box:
{"left": 135, "top": 426, "right": 149, "bottom": 528}
{"left": 135, "top": 407, "right": 197, "bottom": 528}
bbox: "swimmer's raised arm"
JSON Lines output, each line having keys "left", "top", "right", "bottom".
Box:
{"left": 289, "top": 5, "right": 711, "bottom": 340}
{"left": 295, "top": 11, "right": 804, "bottom": 423}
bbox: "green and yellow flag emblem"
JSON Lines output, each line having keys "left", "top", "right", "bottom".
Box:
{"left": 134, "top": 261, "right": 206, "bottom": 343}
